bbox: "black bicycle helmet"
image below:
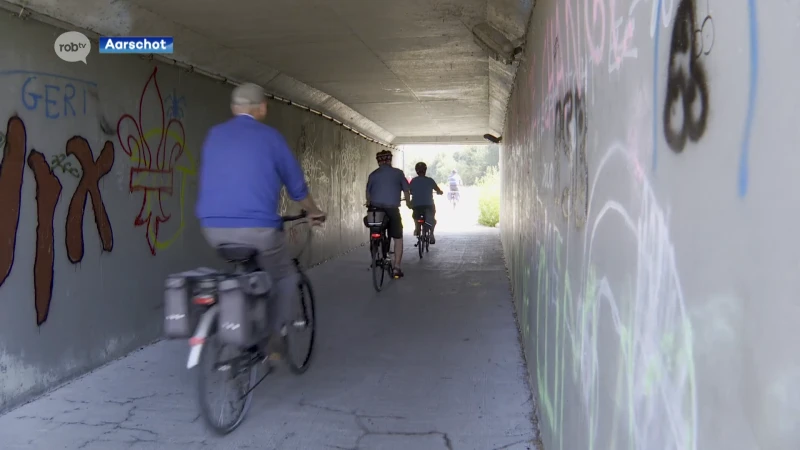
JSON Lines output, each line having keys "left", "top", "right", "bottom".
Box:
{"left": 376, "top": 150, "right": 393, "bottom": 164}
{"left": 414, "top": 162, "right": 427, "bottom": 175}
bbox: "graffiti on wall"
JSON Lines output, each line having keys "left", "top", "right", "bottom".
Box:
{"left": 498, "top": 0, "right": 739, "bottom": 449}
{"left": 64, "top": 137, "right": 115, "bottom": 263}
{"left": 522, "top": 145, "right": 699, "bottom": 450}
{"left": 19, "top": 72, "right": 96, "bottom": 120}
{"left": 164, "top": 88, "right": 187, "bottom": 120}
{"left": 0, "top": 116, "right": 115, "bottom": 325}
{"left": 662, "top": 0, "right": 710, "bottom": 153}
{"left": 553, "top": 89, "right": 589, "bottom": 228}
{"left": 49, "top": 153, "right": 82, "bottom": 178}
{"left": 651, "top": 0, "right": 758, "bottom": 198}
{"left": 336, "top": 138, "right": 363, "bottom": 223}
{"left": 577, "top": 144, "right": 697, "bottom": 450}
{"left": 296, "top": 120, "right": 331, "bottom": 240}
{"left": 117, "top": 67, "right": 196, "bottom": 255}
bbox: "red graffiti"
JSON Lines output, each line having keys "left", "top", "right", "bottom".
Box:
{"left": 116, "top": 67, "right": 186, "bottom": 256}
{"left": 0, "top": 116, "right": 115, "bottom": 325}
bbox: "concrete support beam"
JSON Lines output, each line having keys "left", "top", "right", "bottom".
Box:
{"left": 393, "top": 135, "right": 492, "bottom": 145}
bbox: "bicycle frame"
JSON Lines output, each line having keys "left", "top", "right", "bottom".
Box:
{"left": 370, "top": 229, "right": 390, "bottom": 260}
{"left": 187, "top": 305, "right": 219, "bottom": 369}
{"left": 186, "top": 212, "right": 315, "bottom": 370}
{"left": 415, "top": 216, "right": 431, "bottom": 254}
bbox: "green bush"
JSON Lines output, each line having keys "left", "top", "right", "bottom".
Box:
{"left": 477, "top": 167, "right": 500, "bottom": 227}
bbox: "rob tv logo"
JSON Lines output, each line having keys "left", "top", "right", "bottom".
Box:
{"left": 54, "top": 31, "right": 91, "bottom": 64}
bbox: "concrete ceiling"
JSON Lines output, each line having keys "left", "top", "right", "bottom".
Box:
{"left": 2, "top": 0, "right": 532, "bottom": 145}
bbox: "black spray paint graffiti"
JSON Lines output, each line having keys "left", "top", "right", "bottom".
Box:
{"left": 553, "top": 89, "right": 589, "bottom": 229}
{"left": 663, "top": 0, "right": 710, "bottom": 153}
{"left": 50, "top": 153, "right": 81, "bottom": 178}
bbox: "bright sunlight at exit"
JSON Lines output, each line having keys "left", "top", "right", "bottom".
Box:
{"left": 397, "top": 144, "right": 501, "bottom": 232}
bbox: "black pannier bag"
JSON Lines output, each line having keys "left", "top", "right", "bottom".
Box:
{"left": 218, "top": 271, "right": 272, "bottom": 348}
{"left": 163, "top": 267, "right": 220, "bottom": 339}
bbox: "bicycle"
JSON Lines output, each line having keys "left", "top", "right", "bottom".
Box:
{"left": 175, "top": 211, "right": 320, "bottom": 435}
{"left": 365, "top": 207, "right": 395, "bottom": 291}
{"left": 414, "top": 214, "right": 431, "bottom": 258}
{"left": 448, "top": 190, "right": 460, "bottom": 209}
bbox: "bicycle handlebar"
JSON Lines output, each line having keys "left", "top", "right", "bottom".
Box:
{"left": 365, "top": 202, "right": 413, "bottom": 210}
{"left": 281, "top": 210, "right": 326, "bottom": 264}
{"left": 281, "top": 210, "right": 326, "bottom": 223}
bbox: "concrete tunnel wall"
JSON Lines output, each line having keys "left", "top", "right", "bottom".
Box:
{"left": 0, "top": 14, "right": 388, "bottom": 412}
{"left": 502, "top": 0, "right": 798, "bottom": 449}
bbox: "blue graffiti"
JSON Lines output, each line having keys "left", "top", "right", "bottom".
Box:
{"left": 165, "top": 88, "right": 186, "bottom": 119}
{"left": 738, "top": 0, "right": 759, "bottom": 198}
{"left": 15, "top": 73, "right": 96, "bottom": 120}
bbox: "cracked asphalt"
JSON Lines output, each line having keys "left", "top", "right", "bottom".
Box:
{"left": 0, "top": 229, "right": 537, "bottom": 449}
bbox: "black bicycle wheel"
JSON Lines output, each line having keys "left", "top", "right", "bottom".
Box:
{"left": 425, "top": 233, "right": 430, "bottom": 253}
{"left": 286, "top": 270, "right": 316, "bottom": 374}
{"left": 385, "top": 238, "right": 396, "bottom": 279}
{"left": 371, "top": 240, "right": 384, "bottom": 292}
{"left": 418, "top": 233, "right": 424, "bottom": 259}
{"left": 197, "top": 334, "right": 258, "bottom": 435}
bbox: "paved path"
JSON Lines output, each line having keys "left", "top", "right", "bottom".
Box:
{"left": 0, "top": 229, "right": 536, "bottom": 450}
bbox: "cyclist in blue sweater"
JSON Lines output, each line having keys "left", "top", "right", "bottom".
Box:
{"left": 195, "top": 83, "right": 326, "bottom": 361}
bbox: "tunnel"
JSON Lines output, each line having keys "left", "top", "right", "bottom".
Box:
{"left": 0, "top": 0, "right": 795, "bottom": 449}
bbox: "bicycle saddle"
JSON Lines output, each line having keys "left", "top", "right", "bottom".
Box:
{"left": 216, "top": 244, "right": 258, "bottom": 263}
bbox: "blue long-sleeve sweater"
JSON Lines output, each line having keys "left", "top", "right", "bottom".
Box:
{"left": 195, "top": 115, "right": 308, "bottom": 229}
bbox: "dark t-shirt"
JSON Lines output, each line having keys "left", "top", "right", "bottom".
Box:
{"left": 367, "top": 165, "right": 409, "bottom": 208}
{"left": 410, "top": 176, "right": 439, "bottom": 207}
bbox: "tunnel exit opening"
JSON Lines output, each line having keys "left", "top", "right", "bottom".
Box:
{"left": 397, "top": 143, "right": 501, "bottom": 231}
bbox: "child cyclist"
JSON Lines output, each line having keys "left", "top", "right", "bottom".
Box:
{"left": 409, "top": 162, "right": 444, "bottom": 244}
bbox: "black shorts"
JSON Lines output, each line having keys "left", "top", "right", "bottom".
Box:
{"left": 412, "top": 205, "right": 436, "bottom": 221}
{"left": 382, "top": 207, "right": 403, "bottom": 239}
{"left": 366, "top": 206, "right": 404, "bottom": 239}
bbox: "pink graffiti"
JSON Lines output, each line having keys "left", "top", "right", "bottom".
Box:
{"left": 564, "top": 0, "right": 581, "bottom": 74}
{"left": 544, "top": 20, "right": 556, "bottom": 98}
{"left": 584, "top": 0, "right": 607, "bottom": 65}
{"left": 554, "top": 6, "right": 566, "bottom": 90}
{"left": 607, "top": 0, "right": 638, "bottom": 73}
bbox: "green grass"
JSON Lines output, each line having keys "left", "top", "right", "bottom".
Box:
{"left": 477, "top": 166, "right": 500, "bottom": 227}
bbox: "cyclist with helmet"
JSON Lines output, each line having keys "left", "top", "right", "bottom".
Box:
{"left": 365, "top": 150, "right": 411, "bottom": 278}
{"left": 409, "top": 162, "right": 443, "bottom": 243}
{"left": 447, "top": 169, "right": 462, "bottom": 205}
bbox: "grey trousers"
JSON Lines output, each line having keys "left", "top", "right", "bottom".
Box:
{"left": 202, "top": 227, "right": 298, "bottom": 334}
